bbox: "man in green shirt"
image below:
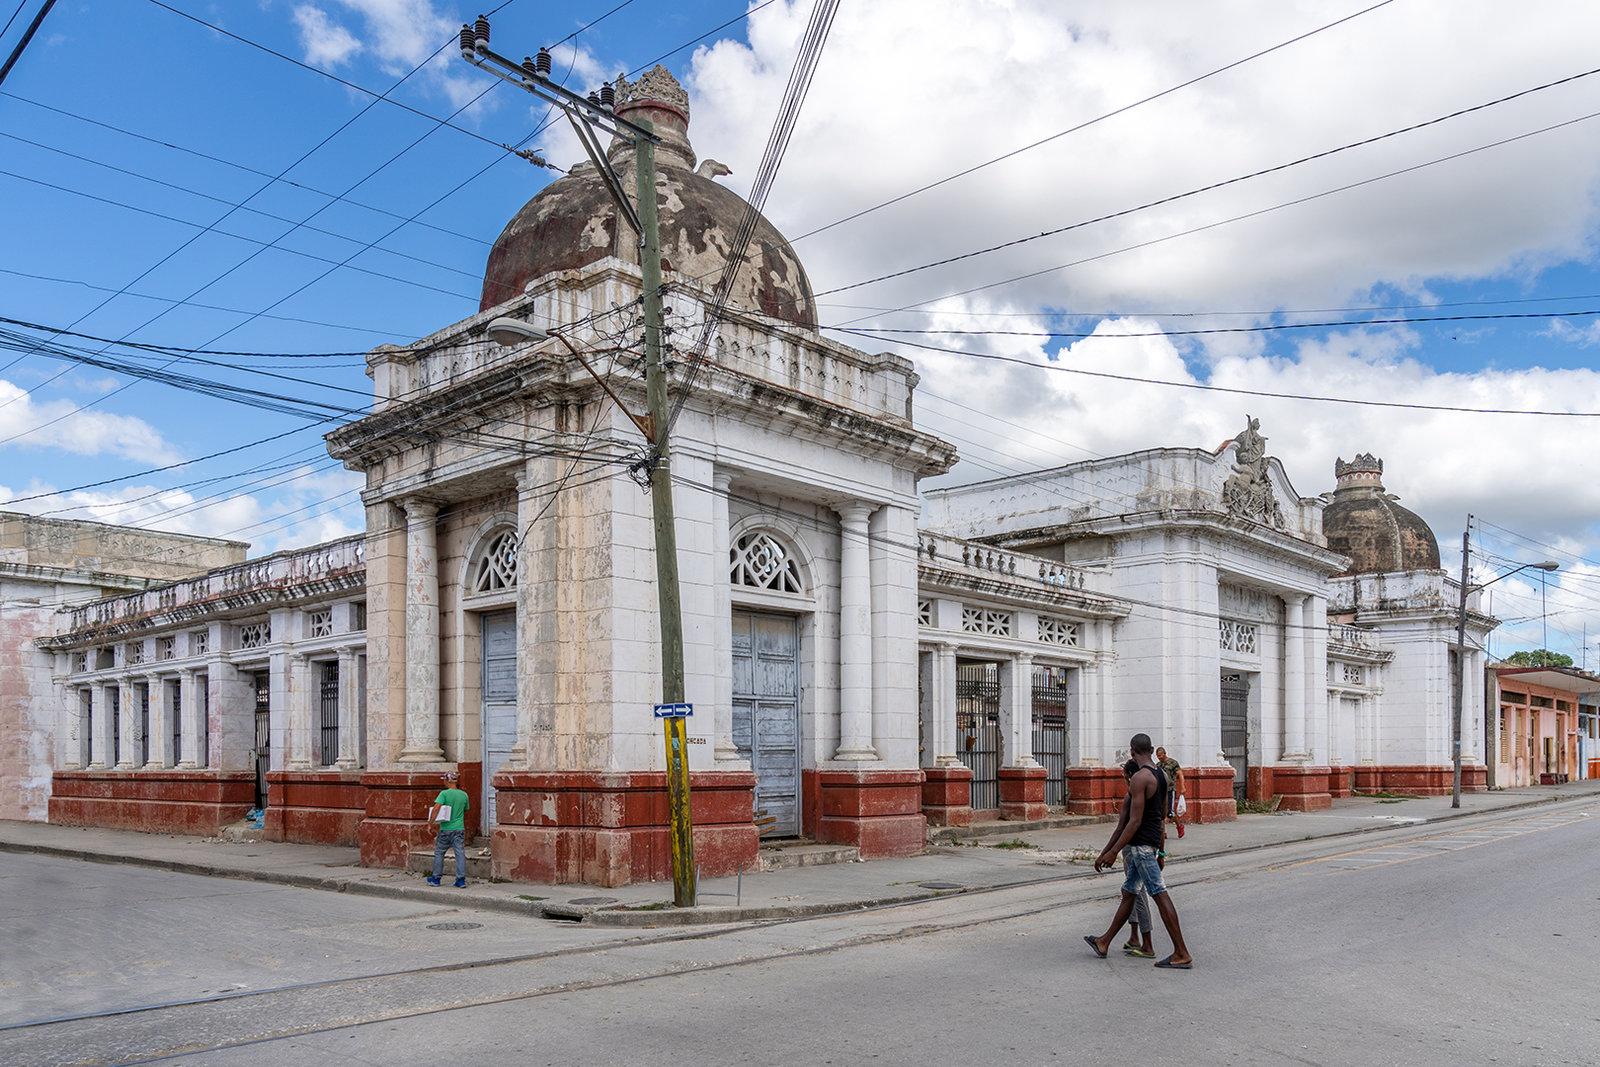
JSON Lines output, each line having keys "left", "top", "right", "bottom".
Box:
{"left": 426, "top": 771, "right": 470, "bottom": 888}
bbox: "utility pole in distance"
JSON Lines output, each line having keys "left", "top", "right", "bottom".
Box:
{"left": 460, "top": 17, "right": 694, "bottom": 906}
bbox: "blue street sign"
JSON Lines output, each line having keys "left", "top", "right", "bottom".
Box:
{"left": 653, "top": 702, "right": 693, "bottom": 718}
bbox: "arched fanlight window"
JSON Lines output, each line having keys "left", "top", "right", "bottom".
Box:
{"left": 730, "top": 530, "right": 803, "bottom": 593}
{"left": 473, "top": 528, "right": 519, "bottom": 593}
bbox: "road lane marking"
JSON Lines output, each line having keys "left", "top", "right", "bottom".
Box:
{"left": 1270, "top": 811, "right": 1593, "bottom": 874}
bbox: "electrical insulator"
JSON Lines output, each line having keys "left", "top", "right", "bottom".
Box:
{"left": 473, "top": 15, "right": 490, "bottom": 51}
{"left": 535, "top": 48, "right": 552, "bottom": 75}
{"left": 599, "top": 82, "right": 614, "bottom": 108}
{"left": 588, "top": 91, "right": 600, "bottom": 105}
{"left": 459, "top": 25, "right": 475, "bottom": 58}
{"left": 522, "top": 56, "right": 538, "bottom": 79}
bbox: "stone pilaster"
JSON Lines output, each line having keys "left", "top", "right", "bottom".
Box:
{"left": 287, "top": 653, "right": 314, "bottom": 770}
{"left": 833, "top": 502, "right": 877, "bottom": 761}
{"left": 712, "top": 470, "right": 739, "bottom": 763}
{"left": 336, "top": 647, "right": 360, "bottom": 768}
{"left": 399, "top": 497, "right": 445, "bottom": 763}
{"left": 178, "top": 669, "right": 201, "bottom": 768}
{"left": 116, "top": 678, "right": 138, "bottom": 769}
{"left": 1000, "top": 651, "right": 1036, "bottom": 767}
{"left": 90, "top": 683, "right": 113, "bottom": 769}
{"left": 1282, "top": 594, "right": 1307, "bottom": 761}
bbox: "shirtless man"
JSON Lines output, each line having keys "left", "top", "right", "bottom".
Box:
{"left": 1084, "top": 733, "right": 1194, "bottom": 969}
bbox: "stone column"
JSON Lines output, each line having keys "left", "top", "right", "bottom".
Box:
{"left": 287, "top": 652, "right": 315, "bottom": 770}
{"left": 399, "top": 497, "right": 445, "bottom": 763}
{"left": 145, "top": 673, "right": 168, "bottom": 767}
{"left": 178, "top": 669, "right": 201, "bottom": 768}
{"left": 999, "top": 652, "right": 1037, "bottom": 767}
{"left": 833, "top": 502, "right": 877, "bottom": 761}
{"left": 336, "top": 646, "right": 360, "bottom": 768}
{"left": 89, "top": 685, "right": 111, "bottom": 769}
{"left": 712, "top": 470, "right": 739, "bottom": 763}
{"left": 935, "top": 642, "right": 961, "bottom": 766}
{"left": 117, "top": 679, "right": 138, "bottom": 769}
{"left": 1091, "top": 618, "right": 1115, "bottom": 766}
{"left": 1283, "top": 594, "right": 1307, "bottom": 760}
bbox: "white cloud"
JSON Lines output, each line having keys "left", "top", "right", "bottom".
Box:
{"left": 293, "top": 5, "right": 362, "bottom": 68}
{"left": 0, "top": 380, "right": 180, "bottom": 464}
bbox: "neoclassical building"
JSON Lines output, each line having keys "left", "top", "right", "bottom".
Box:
{"left": 5, "top": 70, "right": 1508, "bottom": 886}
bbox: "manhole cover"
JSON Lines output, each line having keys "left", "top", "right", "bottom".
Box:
{"left": 426, "top": 922, "right": 484, "bottom": 931}
{"left": 567, "top": 896, "right": 619, "bottom": 906}
{"left": 919, "top": 881, "right": 963, "bottom": 890}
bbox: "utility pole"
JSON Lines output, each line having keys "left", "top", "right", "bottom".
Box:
{"left": 1451, "top": 521, "right": 1471, "bottom": 809}
{"left": 460, "top": 17, "right": 694, "bottom": 906}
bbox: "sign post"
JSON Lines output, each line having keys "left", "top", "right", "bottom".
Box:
{"left": 655, "top": 703, "right": 695, "bottom": 905}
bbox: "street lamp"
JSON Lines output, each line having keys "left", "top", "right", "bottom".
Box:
{"left": 1452, "top": 535, "right": 1559, "bottom": 808}
{"left": 486, "top": 318, "right": 655, "bottom": 442}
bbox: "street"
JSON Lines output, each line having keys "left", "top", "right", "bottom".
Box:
{"left": 5, "top": 798, "right": 1596, "bottom": 1066}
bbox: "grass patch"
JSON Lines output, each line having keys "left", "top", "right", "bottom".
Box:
{"left": 516, "top": 894, "right": 546, "bottom": 902}
{"left": 622, "top": 901, "right": 671, "bottom": 911}
{"left": 990, "top": 838, "right": 1039, "bottom": 850}
{"left": 1236, "top": 796, "right": 1283, "bottom": 815}
{"left": 1354, "top": 790, "right": 1421, "bottom": 800}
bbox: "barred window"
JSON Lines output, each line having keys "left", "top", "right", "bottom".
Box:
{"left": 126, "top": 642, "right": 145, "bottom": 666}
{"left": 318, "top": 661, "right": 340, "bottom": 766}
{"left": 191, "top": 630, "right": 210, "bottom": 655}
{"left": 72, "top": 651, "right": 87, "bottom": 673}
{"left": 1341, "top": 663, "right": 1364, "bottom": 685}
{"left": 962, "top": 607, "right": 1012, "bottom": 636}
{"left": 238, "top": 621, "right": 271, "bottom": 650}
{"left": 1037, "top": 616, "right": 1080, "bottom": 647}
{"left": 473, "top": 530, "right": 519, "bottom": 593}
{"left": 916, "top": 600, "right": 932, "bottom": 626}
{"left": 730, "top": 531, "right": 803, "bottom": 593}
{"left": 158, "top": 636, "right": 175, "bottom": 661}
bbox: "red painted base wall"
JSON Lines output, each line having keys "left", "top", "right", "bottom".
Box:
{"left": 1352, "top": 764, "right": 1486, "bottom": 796}
{"left": 265, "top": 770, "right": 366, "bottom": 846}
{"left": 488, "top": 770, "right": 759, "bottom": 887}
{"left": 998, "top": 765, "right": 1048, "bottom": 820}
{"left": 49, "top": 770, "right": 254, "bottom": 835}
{"left": 1068, "top": 764, "right": 1239, "bottom": 824}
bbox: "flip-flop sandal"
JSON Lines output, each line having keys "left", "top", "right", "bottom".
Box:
{"left": 1124, "top": 946, "right": 1155, "bottom": 958}
{"left": 1083, "top": 935, "right": 1108, "bottom": 959}
{"left": 1154, "top": 955, "right": 1193, "bottom": 969}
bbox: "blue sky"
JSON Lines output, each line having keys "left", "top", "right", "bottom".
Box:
{"left": 4, "top": 0, "right": 1600, "bottom": 663}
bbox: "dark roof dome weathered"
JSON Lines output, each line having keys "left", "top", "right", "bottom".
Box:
{"left": 478, "top": 66, "right": 817, "bottom": 327}
{"left": 1322, "top": 453, "right": 1441, "bottom": 576}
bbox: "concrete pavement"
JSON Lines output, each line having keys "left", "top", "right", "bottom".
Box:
{"left": 5, "top": 778, "right": 1597, "bottom": 926}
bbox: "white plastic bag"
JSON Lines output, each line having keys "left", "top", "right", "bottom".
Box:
{"left": 1175, "top": 795, "right": 1187, "bottom": 817}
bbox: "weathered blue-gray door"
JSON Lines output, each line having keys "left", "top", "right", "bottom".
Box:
{"left": 732, "top": 612, "right": 800, "bottom": 836}
{"left": 481, "top": 610, "right": 518, "bottom": 834}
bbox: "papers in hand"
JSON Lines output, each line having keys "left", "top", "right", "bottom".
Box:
{"left": 433, "top": 804, "right": 451, "bottom": 823}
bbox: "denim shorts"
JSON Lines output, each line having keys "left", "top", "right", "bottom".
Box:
{"left": 1121, "top": 844, "right": 1167, "bottom": 897}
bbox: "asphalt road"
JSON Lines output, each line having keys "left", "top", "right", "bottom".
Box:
{"left": 6, "top": 798, "right": 1597, "bottom": 1066}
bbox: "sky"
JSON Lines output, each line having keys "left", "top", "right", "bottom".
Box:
{"left": 3, "top": 0, "right": 1600, "bottom": 663}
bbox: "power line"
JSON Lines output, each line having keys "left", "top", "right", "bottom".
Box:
{"left": 788, "top": 0, "right": 1398, "bottom": 245}
{"left": 809, "top": 64, "right": 1600, "bottom": 302}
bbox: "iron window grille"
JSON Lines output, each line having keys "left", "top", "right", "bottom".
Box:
{"left": 730, "top": 530, "right": 803, "bottom": 593}
{"left": 318, "top": 661, "right": 340, "bottom": 766}
{"left": 473, "top": 530, "right": 519, "bottom": 593}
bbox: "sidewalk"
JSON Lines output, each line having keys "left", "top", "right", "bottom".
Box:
{"left": 6, "top": 779, "right": 1598, "bottom": 926}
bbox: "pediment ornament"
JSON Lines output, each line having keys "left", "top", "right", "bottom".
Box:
{"left": 1223, "top": 415, "right": 1286, "bottom": 529}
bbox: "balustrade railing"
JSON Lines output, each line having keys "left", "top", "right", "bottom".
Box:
{"left": 918, "top": 533, "right": 1091, "bottom": 593}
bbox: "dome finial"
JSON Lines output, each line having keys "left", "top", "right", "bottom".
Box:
{"left": 1334, "top": 453, "right": 1384, "bottom": 490}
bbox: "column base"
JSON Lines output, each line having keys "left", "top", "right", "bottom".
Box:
{"left": 1185, "top": 766, "right": 1238, "bottom": 823}
{"left": 1259, "top": 765, "right": 1333, "bottom": 811}
{"left": 359, "top": 770, "right": 451, "bottom": 869}
{"left": 1065, "top": 765, "right": 1125, "bottom": 817}
{"left": 998, "top": 765, "right": 1049, "bottom": 820}
{"left": 396, "top": 747, "right": 446, "bottom": 764}
{"left": 488, "top": 770, "right": 758, "bottom": 888}
{"left": 805, "top": 768, "right": 926, "bottom": 858}
{"left": 921, "top": 765, "right": 973, "bottom": 827}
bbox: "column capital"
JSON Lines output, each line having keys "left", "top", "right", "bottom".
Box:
{"left": 830, "top": 499, "right": 874, "bottom": 525}
{"left": 401, "top": 497, "right": 439, "bottom": 522}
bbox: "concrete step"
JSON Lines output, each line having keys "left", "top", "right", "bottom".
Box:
{"left": 758, "top": 841, "right": 861, "bottom": 871}
{"left": 926, "top": 811, "right": 1102, "bottom": 843}
{"left": 406, "top": 844, "right": 495, "bottom": 880}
